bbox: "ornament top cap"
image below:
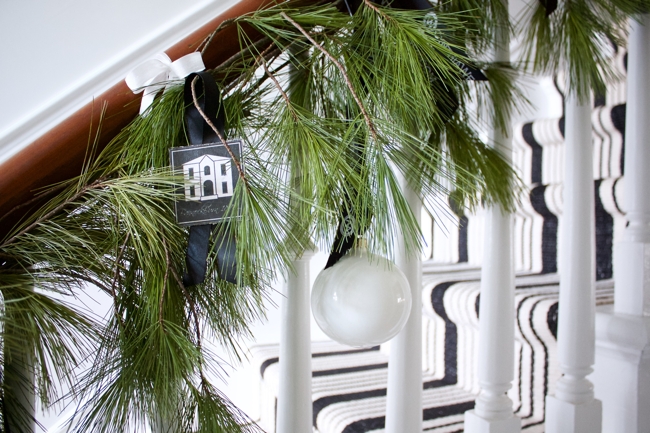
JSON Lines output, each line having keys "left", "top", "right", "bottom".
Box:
{"left": 354, "top": 237, "right": 368, "bottom": 251}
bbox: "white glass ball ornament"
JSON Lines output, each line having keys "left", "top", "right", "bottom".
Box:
{"left": 311, "top": 248, "right": 412, "bottom": 347}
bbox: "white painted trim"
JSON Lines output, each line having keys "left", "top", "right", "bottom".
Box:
{"left": 0, "top": 0, "right": 240, "bottom": 166}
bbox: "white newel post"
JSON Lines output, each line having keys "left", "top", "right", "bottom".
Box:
{"left": 593, "top": 14, "right": 650, "bottom": 433}
{"left": 385, "top": 174, "right": 423, "bottom": 433}
{"left": 545, "top": 91, "right": 602, "bottom": 432}
{"left": 276, "top": 248, "right": 315, "bottom": 433}
{"left": 464, "top": 7, "right": 520, "bottom": 430}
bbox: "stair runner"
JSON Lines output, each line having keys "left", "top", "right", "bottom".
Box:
{"left": 250, "top": 45, "right": 628, "bottom": 432}
{"left": 251, "top": 272, "right": 613, "bottom": 433}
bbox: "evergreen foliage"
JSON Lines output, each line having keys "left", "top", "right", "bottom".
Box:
{"left": 0, "top": 0, "right": 645, "bottom": 430}
{"left": 519, "top": 0, "right": 643, "bottom": 100}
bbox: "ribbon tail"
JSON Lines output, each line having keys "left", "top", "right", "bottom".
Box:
{"left": 138, "top": 74, "right": 167, "bottom": 116}
{"left": 139, "top": 91, "right": 157, "bottom": 115}
{"left": 182, "top": 224, "right": 238, "bottom": 286}
{"left": 215, "top": 225, "right": 237, "bottom": 284}
{"left": 183, "top": 224, "right": 212, "bottom": 287}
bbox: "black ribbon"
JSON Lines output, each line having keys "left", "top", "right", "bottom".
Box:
{"left": 325, "top": 141, "right": 371, "bottom": 268}
{"left": 325, "top": 214, "right": 357, "bottom": 268}
{"left": 539, "top": 0, "right": 558, "bottom": 16}
{"left": 184, "top": 72, "right": 224, "bottom": 145}
{"left": 182, "top": 72, "right": 238, "bottom": 286}
{"left": 325, "top": 117, "right": 371, "bottom": 269}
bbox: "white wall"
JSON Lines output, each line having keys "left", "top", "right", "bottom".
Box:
{"left": 0, "top": 0, "right": 239, "bottom": 165}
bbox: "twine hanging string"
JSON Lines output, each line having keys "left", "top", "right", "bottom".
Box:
{"left": 189, "top": 76, "right": 248, "bottom": 187}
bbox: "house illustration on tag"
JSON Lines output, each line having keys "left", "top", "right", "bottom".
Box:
{"left": 182, "top": 154, "right": 233, "bottom": 201}
{"left": 170, "top": 139, "right": 243, "bottom": 225}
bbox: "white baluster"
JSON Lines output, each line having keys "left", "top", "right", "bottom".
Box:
{"left": 464, "top": 6, "right": 520, "bottom": 429}
{"left": 276, "top": 248, "right": 315, "bottom": 433}
{"left": 385, "top": 173, "right": 423, "bottom": 433}
{"left": 593, "top": 13, "right": 650, "bottom": 433}
{"left": 464, "top": 206, "right": 520, "bottom": 432}
{"left": 545, "top": 91, "right": 602, "bottom": 432}
{"left": 614, "top": 14, "right": 650, "bottom": 313}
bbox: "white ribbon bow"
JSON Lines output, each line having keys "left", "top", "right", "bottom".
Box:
{"left": 125, "top": 52, "right": 205, "bottom": 115}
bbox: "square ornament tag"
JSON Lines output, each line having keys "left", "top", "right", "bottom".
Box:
{"left": 170, "top": 140, "right": 243, "bottom": 226}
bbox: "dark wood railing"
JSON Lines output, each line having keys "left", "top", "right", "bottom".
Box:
{"left": 0, "top": 0, "right": 273, "bottom": 233}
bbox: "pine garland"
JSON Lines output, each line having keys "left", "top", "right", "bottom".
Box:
{"left": 519, "top": 0, "right": 647, "bottom": 99}
{"left": 5, "top": 0, "right": 644, "bottom": 430}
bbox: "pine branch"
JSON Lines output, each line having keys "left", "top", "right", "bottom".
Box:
{"left": 0, "top": 184, "right": 68, "bottom": 226}
{"left": 0, "top": 3, "right": 527, "bottom": 429}
{"left": 259, "top": 57, "right": 299, "bottom": 121}
{"left": 2, "top": 178, "right": 106, "bottom": 248}
{"left": 280, "top": 11, "right": 379, "bottom": 140}
{"left": 200, "top": 18, "right": 237, "bottom": 54}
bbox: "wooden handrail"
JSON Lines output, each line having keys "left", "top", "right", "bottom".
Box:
{"left": 0, "top": 0, "right": 274, "bottom": 232}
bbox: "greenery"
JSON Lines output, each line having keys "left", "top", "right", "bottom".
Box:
{"left": 518, "top": 0, "right": 647, "bottom": 100}
{"left": 0, "top": 0, "right": 645, "bottom": 431}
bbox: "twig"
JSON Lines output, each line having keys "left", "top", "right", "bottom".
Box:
{"left": 170, "top": 267, "right": 203, "bottom": 352}
{"left": 362, "top": 0, "right": 388, "bottom": 17}
{"left": 222, "top": 40, "right": 279, "bottom": 96}
{"left": 78, "top": 272, "right": 108, "bottom": 292}
{"left": 109, "top": 232, "right": 130, "bottom": 329}
{"left": 190, "top": 77, "right": 249, "bottom": 188}
{"left": 362, "top": 0, "right": 396, "bottom": 28}
{"left": 250, "top": 40, "right": 293, "bottom": 110}
{"left": 61, "top": 271, "right": 111, "bottom": 295}
{"left": 254, "top": 41, "right": 281, "bottom": 68}
{"left": 200, "top": 18, "right": 237, "bottom": 54}
{"left": 2, "top": 178, "right": 106, "bottom": 248}
{"left": 224, "top": 56, "right": 289, "bottom": 97}
{"left": 258, "top": 58, "right": 299, "bottom": 121}
{"left": 214, "top": 36, "right": 274, "bottom": 73}
{"left": 0, "top": 183, "right": 68, "bottom": 225}
{"left": 280, "top": 12, "right": 379, "bottom": 140}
